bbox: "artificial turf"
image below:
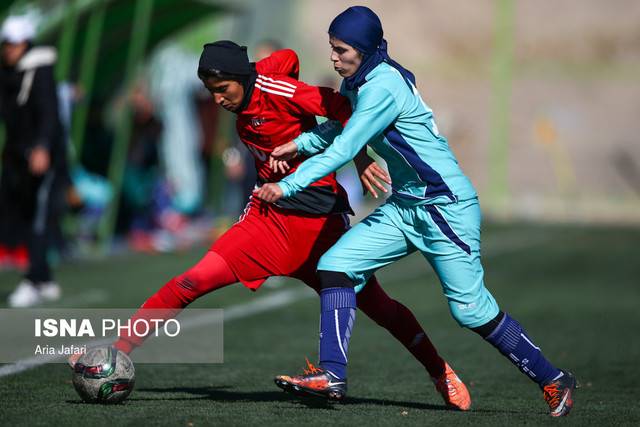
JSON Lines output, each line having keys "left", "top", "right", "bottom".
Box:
{"left": 1, "top": 222, "right": 638, "bottom": 426}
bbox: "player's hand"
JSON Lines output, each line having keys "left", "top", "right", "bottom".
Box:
{"left": 29, "top": 146, "right": 50, "bottom": 176}
{"left": 269, "top": 157, "right": 291, "bottom": 174}
{"left": 253, "top": 183, "right": 284, "bottom": 203}
{"left": 355, "top": 155, "right": 391, "bottom": 198}
{"left": 270, "top": 141, "right": 298, "bottom": 161}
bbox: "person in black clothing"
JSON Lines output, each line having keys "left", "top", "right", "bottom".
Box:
{"left": 0, "top": 16, "right": 65, "bottom": 306}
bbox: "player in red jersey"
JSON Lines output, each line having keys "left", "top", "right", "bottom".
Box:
{"left": 106, "top": 41, "right": 470, "bottom": 409}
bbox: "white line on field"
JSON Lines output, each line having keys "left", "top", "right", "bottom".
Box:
{"left": 0, "top": 231, "right": 548, "bottom": 379}
{"left": 48, "top": 289, "right": 110, "bottom": 307}
{"left": 0, "top": 287, "right": 316, "bottom": 379}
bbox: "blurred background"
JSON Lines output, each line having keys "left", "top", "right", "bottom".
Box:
{"left": 1, "top": 2, "right": 639, "bottom": 423}
{"left": 0, "top": 0, "right": 639, "bottom": 290}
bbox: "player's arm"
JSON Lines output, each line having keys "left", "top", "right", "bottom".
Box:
{"left": 271, "top": 119, "right": 390, "bottom": 197}
{"left": 283, "top": 82, "right": 352, "bottom": 156}
{"left": 268, "top": 119, "right": 344, "bottom": 174}
{"left": 295, "top": 119, "right": 343, "bottom": 156}
{"left": 273, "top": 79, "right": 372, "bottom": 160}
{"left": 352, "top": 143, "right": 391, "bottom": 198}
{"left": 257, "top": 49, "right": 300, "bottom": 79}
{"left": 287, "top": 81, "right": 352, "bottom": 126}
{"left": 265, "top": 81, "right": 349, "bottom": 163}
{"left": 276, "top": 85, "right": 398, "bottom": 199}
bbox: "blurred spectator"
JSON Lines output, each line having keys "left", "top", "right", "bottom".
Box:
{"left": 117, "top": 82, "right": 164, "bottom": 250}
{"left": 114, "top": 78, "right": 207, "bottom": 253}
{"left": 254, "top": 39, "right": 283, "bottom": 62}
{"left": 148, "top": 44, "right": 204, "bottom": 216}
{"left": 0, "top": 15, "right": 65, "bottom": 307}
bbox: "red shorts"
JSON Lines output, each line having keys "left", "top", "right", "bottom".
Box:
{"left": 211, "top": 197, "right": 350, "bottom": 290}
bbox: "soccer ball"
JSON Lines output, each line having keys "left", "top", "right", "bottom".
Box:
{"left": 72, "top": 346, "right": 135, "bottom": 404}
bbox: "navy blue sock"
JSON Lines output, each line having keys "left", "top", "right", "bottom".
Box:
{"left": 318, "top": 287, "right": 356, "bottom": 380}
{"left": 483, "top": 313, "right": 561, "bottom": 386}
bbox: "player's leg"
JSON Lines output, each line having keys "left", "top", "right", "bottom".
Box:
{"left": 470, "top": 312, "right": 576, "bottom": 416}
{"left": 276, "top": 202, "right": 471, "bottom": 406}
{"left": 417, "top": 198, "right": 575, "bottom": 416}
{"left": 112, "top": 199, "right": 290, "bottom": 355}
{"left": 315, "top": 203, "right": 413, "bottom": 387}
{"left": 113, "top": 250, "right": 237, "bottom": 354}
{"left": 355, "top": 275, "right": 446, "bottom": 377}
{"left": 321, "top": 203, "right": 470, "bottom": 408}
{"left": 139, "top": 251, "right": 238, "bottom": 309}
{"left": 296, "top": 258, "right": 451, "bottom": 381}
{"left": 276, "top": 204, "right": 409, "bottom": 400}
{"left": 355, "top": 275, "right": 471, "bottom": 410}
{"left": 293, "top": 211, "right": 449, "bottom": 380}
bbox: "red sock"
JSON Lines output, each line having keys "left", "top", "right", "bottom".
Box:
{"left": 114, "top": 251, "right": 237, "bottom": 354}
{"left": 356, "top": 276, "right": 446, "bottom": 378}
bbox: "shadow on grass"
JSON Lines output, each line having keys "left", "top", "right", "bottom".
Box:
{"left": 124, "top": 385, "right": 471, "bottom": 412}
{"left": 65, "top": 386, "right": 526, "bottom": 415}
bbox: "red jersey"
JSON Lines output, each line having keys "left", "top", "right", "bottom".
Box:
{"left": 235, "top": 49, "right": 353, "bottom": 214}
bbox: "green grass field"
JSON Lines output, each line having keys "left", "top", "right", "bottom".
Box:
{"left": 1, "top": 222, "right": 639, "bottom": 426}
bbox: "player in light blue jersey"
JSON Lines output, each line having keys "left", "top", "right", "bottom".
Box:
{"left": 256, "top": 6, "right": 576, "bottom": 417}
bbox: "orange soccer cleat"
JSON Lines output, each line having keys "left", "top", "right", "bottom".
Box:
{"left": 431, "top": 362, "right": 472, "bottom": 411}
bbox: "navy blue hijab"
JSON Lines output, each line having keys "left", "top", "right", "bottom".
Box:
{"left": 328, "top": 6, "right": 415, "bottom": 91}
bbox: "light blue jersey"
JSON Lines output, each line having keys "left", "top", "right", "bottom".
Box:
{"left": 275, "top": 61, "right": 499, "bottom": 328}
{"left": 278, "top": 62, "right": 477, "bottom": 206}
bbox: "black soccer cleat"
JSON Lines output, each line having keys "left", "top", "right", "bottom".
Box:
{"left": 542, "top": 370, "right": 577, "bottom": 417}
{"left": 274, "top": 358, "right": 347, "bottom": 402}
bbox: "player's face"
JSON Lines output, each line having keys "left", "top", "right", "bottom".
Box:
{"left": 202, "top": 78, "right": 245, "bottom": 112}
{"left": 329, "top": 36, "right": 362, "bottom": 78}
{"left": 1, "top": 41, "right": 28, "bottom": 67}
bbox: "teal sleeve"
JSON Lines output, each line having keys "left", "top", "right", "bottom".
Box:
{"left": 279, "top": 85, "right": 399, "bottom": 198}
{"left": 295, "top": 120, "right": 343, "bottom": 156}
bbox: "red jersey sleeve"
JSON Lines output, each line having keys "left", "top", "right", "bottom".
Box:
{"left": 256, "top": 49, "right": 299, "bottom": 79}
{"left": 284, "top": 81, "right": 352, "bottom": 127}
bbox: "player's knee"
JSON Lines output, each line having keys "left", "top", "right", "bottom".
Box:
{"left": 170, "top": 273, "right": 201, "bottom": 303}
{"left": 179, "top": 267, "right": 205, "bottom": 290}
{"left": 448, "top": 303, "right": 498, "bottom": 329}
{"left": 317, "top": 270, "right": 356, "bottom": 290}
{"left": 469, "top": 311, "right": 505, "bottom": 337}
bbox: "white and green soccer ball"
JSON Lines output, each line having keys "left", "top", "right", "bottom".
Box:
{"left": 72, "top": 346, "right": 135, "bottom": 404}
